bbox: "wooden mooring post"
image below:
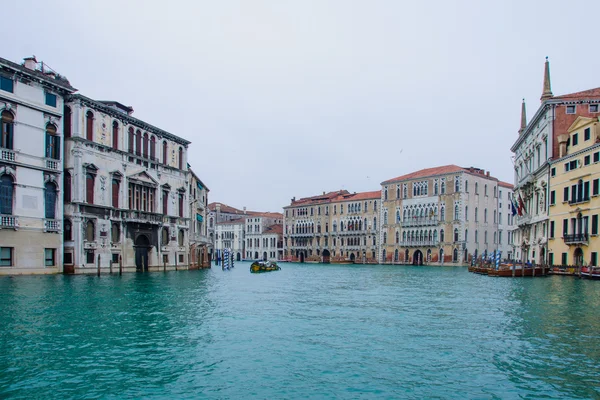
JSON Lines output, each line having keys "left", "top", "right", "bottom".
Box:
{"left": 97, "top": 254, "right": 101, "bottom": 277}
{"left": 119, "top": 255, "right": 123, "bottom": 275}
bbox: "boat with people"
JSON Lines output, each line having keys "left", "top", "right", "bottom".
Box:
{"left": 250, "top": 260, "right": 281, "bottom": 273}
{"left": 581, "top": 266, "right": 600, "bottom": 280}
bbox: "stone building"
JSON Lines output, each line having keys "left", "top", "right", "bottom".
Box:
{"left": 214, "top": 219, "right": 245, "bottom": 262}
{"left": 380, "top": 165, "right": 500, "bottom": 265}
{"left": 497, "top": 181, "right": 517, "bottom": 260}
{"left": 0, "top": 56, "right": 75, "bottom": 274}
{"left": 189, "top": 167, "right": 211, "bottom": 268}
{"left": 207, "top": 202, "right": 251, "bottom": 259}
{"left": 548, "top": 116, "right": 600, "bottom": 267}
{"left": 283, "top": 190, "right": 381, "bottom": 263}
{"left": 511, "top": 58, "right": 600, "bottom": 264}
{"left": 244, "top": 212, "right": 283, "bottom": 261}
{"left": 63, "top": 94, "right": 191, "bottom": 273}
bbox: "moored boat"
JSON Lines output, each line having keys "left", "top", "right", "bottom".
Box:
{"left": 581, "top": 266, "right": 600, "bottom": 280}
{"left": 250, "top": 260, "right": 281, "bottom": 273}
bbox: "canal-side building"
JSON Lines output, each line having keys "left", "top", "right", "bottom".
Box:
{"left": 283, "top": 190, "right": 381, "bottom": 263}
{"left": 548, "top": 116, "right": 600, "bottom": 267}
{"left": 498, "top": 181, "right": 517, "bottom": 261}
{"left": 511, "top": 58, "right": 600, "bottom": 264}
{"left": 244, "top": 212, "right": 284, "bottom": 261}
{"left": 380, "top": 165, "right": 500, "bottom": 265}
{"left": 214, "top": 218, "right": 245, "bottom": 261}
{"left": 0, "top": 56, "right": 75, "bottom": 274}
{"left": 189, "top": 167, "right": 211, "bottom": 268}
{"left": 207, "top": 202, "right": 251, "bottom": 258}
{"left": 63, "top": 94, "right": 191, "bottom": 273}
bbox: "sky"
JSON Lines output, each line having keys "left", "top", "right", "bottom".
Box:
{"left": 3, "top": 0, "right": 600, "bottom": 212}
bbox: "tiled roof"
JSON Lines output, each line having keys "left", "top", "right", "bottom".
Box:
{"left": 208, "top": 202, "right": 248, "bottom": 214}
{"left": 498, "top": 181, "right": 514, "bottom": 189}
{"left": 0, "top": 56, "right": 76, "bottom": 92}
{"left": 382, "top": 165, "right": 499, "bottom": 185}
{"left": 553, "top": 87, "right": 600, "bottom": 101}
{"left": 216, "top": 218, "right": 246, "bottom": 226}
{"left": 289, "top": 190, "right": 349, "bottom": 206}
{"left": 251, "top": 212, "right": 283, "bottom": 219}
{"left": 265, "top": 224, "right": 283, "bottom": 235}
{"left": 333, "top": 190, "right": 381, "bottom": 202}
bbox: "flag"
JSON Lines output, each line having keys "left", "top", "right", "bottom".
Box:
{"left": 518, "top": 192, "right": 525, "bottom": 216}
{"left": 510, "top": 196, "right": 518, "bottom": 216}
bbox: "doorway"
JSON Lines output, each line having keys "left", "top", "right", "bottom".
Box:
{"left": 134, "top": 234, "right": 150, "bottom": 271}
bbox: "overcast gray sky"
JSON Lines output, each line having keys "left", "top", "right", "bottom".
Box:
{"left": 3, "top": 0, "right": 599, "bottom": 212}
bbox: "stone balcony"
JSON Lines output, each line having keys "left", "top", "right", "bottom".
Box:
{"left": 400, "top": 218, "right": 439, "bottom": 227}
{"left": 43, "top": 219, "right": 61, "bottom": 233}
{"left": 0, "top": 215, "right": 18, "bottom": 229}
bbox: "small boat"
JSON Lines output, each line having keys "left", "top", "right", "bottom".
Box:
{"left": 581, "top": 266, "right": 600, "bottom": 280}
{"left": 250, "top": 260, "right": 281, "bottom": 273}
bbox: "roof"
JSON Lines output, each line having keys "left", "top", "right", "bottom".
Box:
{"left": 0, "top": 56, "right": 76, "bottom": 92}
{"left": 216, "top": 218, "right": 246, "bottom": 226}
{"left": 553, "top": 87, "right": 600, "bottom": 101}
{"left": 498, "top": 181, "right": 514, "bottom": 189}
{"left": 249, "top": 212, "right": 283, "bottom": 219}
{"left": 288, "top": 190, "right": 350, "bottom": 207}
{"left": 208, "top": 202, "right": 247, "bottom": 214}
{"left": 265, "top": 224, "right": 283, "bottom": 235}
{"left": 332, "top": 190, "right": 381, "bottom": 202}
{"left": 382, "top": 165, "right": 499, "bottom": 185}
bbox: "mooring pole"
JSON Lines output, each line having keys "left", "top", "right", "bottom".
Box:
{"left": 175, "top": 255, "right": 178, "bottom": 271}
{"left": 97, "top": 254, "right": 101, "bottom": 277}
{"left": 164, "top": 257, "right": 167, "bottom": 272}
{"left": 119, "top": 255, "right": 123, "bottom": 275}
{"left": 109, "top": 259, "right": 113, "bottom": 274}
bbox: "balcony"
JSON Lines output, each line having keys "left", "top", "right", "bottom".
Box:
{"left": 83, "top": 241, "right": 97, "bottom": 249}
{"left": 516, "top": 215, "right": 531, "bottom": 226}
{"left": 569, "top": 197, "right": 590, "bottom": 205}
{"left": 290, "top": 232, "right": 314, "bottom": 238}
{"left": 563, "top": 233, "right": 589, "bottom": 245}
{"left": 398, "top": 240, "right": 440, "bottom": 247}
{"left": 0, "top": 149, "right": 16, "bottom": 162}
{"left": 400, "top": 217, "right": 439, "bottom": 227}
{"left": 45, "top": 159, "right": 60, "bottom": 171}
{"left": 123, "top": 210, "right": 163, "bottom": 225}
{"left": 192, "top": 234, "right": 211, "bottom": 245}
{"left": 0, "top": 215, "right": 18, "bottom": 229}
{"left": 44, "top": 219, "right": 61, "bottom": 233}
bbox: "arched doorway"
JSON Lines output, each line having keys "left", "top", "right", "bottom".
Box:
{"left": 263, "top": 252, "right": 267, "bottom": 261}
{"left": 322, "top": 249, "right": 331, "bottom": 264}
{"left": 394, "top": 249, "right": 399, "bottom": 263}
{"left": 404, "top": 249, "right": 409, "bottom": 263}
{"left": 413, "top": 250, "right": 423, "bottom": 266}
{"left": 574, "top": 248, "right": 584, "bottom": 266}
{"left": 453, "top": 248, "right": 458, "bottom": 263}
{"left": 254, "top": 251, "right": 259, "bottom": 260}
{"left": 464, "top": 249, "right": 468, "bottom": 264}
{"left": 299, "top": 252, "right": 305, "bottom": 263}
{"left": 427, "top": 249, "right": 432, "bottom": 262}
{"left": 439, "top": 249, "right": 444, "bottom": 264}
{"left": 236, "top": 252, "right": 241, "bottom": 261}
{"left": 135, "top": 234, "right": 150, "bottom": 271}
{"left": 540, "top": 248, "right": 545, "bottom": 265}
{"left": 350, "top": 253, "right": 356, "bottom": 262}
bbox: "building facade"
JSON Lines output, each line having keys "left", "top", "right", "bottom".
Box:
{"left": 511, "top": 58, "right": 600, "bottom": 264}
{"left": 497, "top": 181, "right": 517, "bottom": 260}
{"left": 63, "top": 94, "right": 191, "bottom": 273}
{"left": 0, "top": 56, "right": 75, "bottom": 274}
{"left": 207, "top": 202, "right": 251, "bottom": 259}
{"left": 244, "top": 212, "right": 283, "bottom": 261}
{"left": 283, "top": 190, "right": 381, "bottom": 263}
{"left": 548, "top": 116, "right": 600, "bottom": 267}
{"left": 214, "top": 219, "right": 245, "bottom": 261}
{"left": 380, "top": 165, "right": 500, "bottom": 265}
{"left": 189, "top": 167, "right": 211, "bottom": 268}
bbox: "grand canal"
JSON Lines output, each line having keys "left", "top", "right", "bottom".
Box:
{"left": 1, "top": 262, "right": 599, "bottom": 399}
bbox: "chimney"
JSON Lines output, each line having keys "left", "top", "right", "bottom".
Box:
{"left": 323, "top": 191, "right": 325, "bottom": 195}
{"left": 486, "top": 171, "right": 490, "bottom": 177}
{"left": 557, "top": 134, "right": 569, "bottom": 157}
{"left": 243, "top": 207, "right": 246, "bottom": 214}
{"left": 23, "top": 56, "right": 37, "bottom": 70}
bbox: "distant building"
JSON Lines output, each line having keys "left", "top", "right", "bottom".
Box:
{"left": 511, "top": 58, "right": 600, "bottom": 264}
{"left": 380, "top": 165, "right": 500, "bottom": 265}
{"left": 214, "top": 219, "right": 245, "bottom": 261}
{"left": 497, "top": 181, "right": 517, "bottom": 260}
{"left": 189, "top": 167, "right": 211, "bottom": 268}
{"left": 244, "top": 212, "right": 283, "bottom": 261}
{"left": 0, "top": 56, "right": 75, "bottom": 274}
{"left": 548, "top": 116, "right": 600, "bottom": 267}
{"left": 283, "top": 190, "right": 381, "bottom": 263}
{"left": 63, "top": 94, "right": 191, "bottom": 273}
{"left": 207, "top": 202, "right": 251, "bottom": 260}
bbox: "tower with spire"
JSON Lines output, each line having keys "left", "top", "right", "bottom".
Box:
{"left": 518, "top": 99, "right": 527, "bottom": 135}
{"left": 540, "top": 56, "right": 553, "bottom": 101}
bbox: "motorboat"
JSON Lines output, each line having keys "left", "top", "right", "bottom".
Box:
{"left": 250, "top": 260, "right": 281, "bottom": 273}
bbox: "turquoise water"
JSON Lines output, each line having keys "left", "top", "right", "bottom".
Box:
{"left": 1, "top": 262, "right": 599, "bottom": 399}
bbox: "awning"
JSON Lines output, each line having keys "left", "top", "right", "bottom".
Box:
{"left": 197, "top": 182, "right": 203, "bottom": 190}
{"left": 196, "top": 214, "right": 203, "bottom": 222}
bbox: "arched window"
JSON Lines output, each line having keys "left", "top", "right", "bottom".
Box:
{"left": 64, "top": 172, "right": 71, "bottom": 202}
{"left": 434, "top": 182, "right": 438, "bottom": 195}
{"left": 453, "top": 248, "right": 458, "bottom": 262}
{"left": 440, "top": 207, "right": 445, "bottom": 221}
{"left": 112, "top": 178, "right": 120, "bottom": 208}
{"left": 396, "top": 186, "right": 400, "bottom": 199}
{"left": 384, "top": 210, "right": 388, "bottom": 225}
{"left": 143, "top": 133, "right": 149, "bottom": 158}
{"left": 112, "top": 121, "right": 119, "bottom": 150}
{"left": 44, "top": 182, "right": 57, "bottom": 219}
{"left": 0, "top": 174, "right": 14, "bottom": 215}
{"left": 373, "top": 217, "right": 377, "bottom": 229}
{"left": 383, "top": 232, "right": 387, "bottom": 244}
{"left": 439, "top": 249, "right": 444, "bottom": 263}
{"left": 178, "top": 229, "right": 184, "bottom": 246}
{"left": 86, "top": 111, "right": 94, "bottom": 141}
{"left": 403, "top": 231, "right": 407, "bottom": 241}
{"left": 484, "top": 208, "right": 488, "bottom": 223}
{"left": 394, "top": 249, "right": 399, "bottom": 262}
{"left": 150, "top": 136, "right": 156, "bottom": 160}
{"left": 454, "top": 205, "right": 459, "bottom": 220}
{"left": 86, "top": 172, "right": 95, "bottom": 204}
{"left": 111, "top": 223, "right": 120, "bottom": 243}
{"left": 85, "top": 220, "right": 95, "bottom": 241}
{"left": 475, "top": 182, "right": 479, "bottom": 194}
{"left": 163, "top": 141, "right": 168, "bottom": 164}
{"left": 484, "top": 184, "right": 488, "bottom": 196}
{"left": 441, "top": 181, "right": 446, "bottom": 194}
{"left": 64, "top": 219, "right": 72, "bottom": 241}
{"left": 464, "top": 229, "right": 468, "bottom": 241}
{"left": 135, "top": 129, "right": 142, "bottom": 156}
{"left": 453, "top": 228, "right": 459, "bottom": 242}
{"left": 128, "top": 127, "right": 134, "bottom": 153}
{"left": 433, "top": 230, "right": 438, "bottom": 243}
{"left": 465, "top": 180, "right": 469, "bottom": 192}
{"left": 178, "top": 147, "right": 183, "bottom": 170}
{"left": 1, "top": 110, "right": 15, "bottom": 150}
{"left": 395, "top": 231, "right": 399, "bottom": 244}
{"left": 64, "top": 106, "right": 72, "bottom": 138}
{"left": 455, "top": 178, "right": 460, "bottom": 192}
{"left": 440, "top": 229, "right": 445, "bottom": 242}
{"left": 45, "top": 124, "right": 60, "bottom": 159}
{"left": 162, "top": 227, "right": 169, "bottom": 245}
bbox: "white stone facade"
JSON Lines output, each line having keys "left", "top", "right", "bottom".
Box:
{"left": 215, "top": 219, "right": 245, "bottom": 261}
{"left": 0, "top": 56, "right": 75, "bottom": 274}
{"left": 244, "top": 214, "right": 283, "bottom": 261}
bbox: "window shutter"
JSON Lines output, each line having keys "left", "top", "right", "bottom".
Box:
{"left": 593, "top": 215, "right": 599, "bottom": 235}
{"left": 564, "top": 187, "right": 569, "bottom": 202}
{"left": 45, "top": 134, "right": 52, "bottom": 158}
{"left": 584, "top": 181, "right": 590, "bottom": 200}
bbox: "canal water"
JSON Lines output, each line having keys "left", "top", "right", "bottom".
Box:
{"left": 1, "top": 262, "right": 599, "bottom": 399}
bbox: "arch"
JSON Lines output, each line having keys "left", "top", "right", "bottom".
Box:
{"left": 162, "top": 227, "right": 169, "bottom": 246}
{"left": 453, "top": 248, "right": 458, "bottom": 262}
{"left": 45, "top": 123, "right": 60, "bottom": 159}
{"left": 350, "top": 253, "right": 356, "bottom": 262}
{"left": 178, "top": 147, "right": 183, "bottom": 170}
{"left": 85, "top": 220, "right": 95, "bottom": 242}
{"left": 322, "top": 249, "right": 331, "bottom": 263}
{"left": 178, "top": 229, "right": 185, "bottom": 246}
{"left": 440, "top": 229, "right": 445, "bottom": 243}
{"left": 254, "top": 251, "right": 259, "bottom": 260}
{"left": 163, "top": 141, "right": 168, "bottom": 164}
{"left": 135, "top": 129, "right": 142, "bottom": 155}
{"left": 111, "top": 222, "right": 120, "bottom": 243}
{"left": 150, "top": 136, "right": 156, "bottom": 160}
{"left": 394, "top": 249, "right": 399, "bottom": 262}
{"left": 44, "top": 181, "right": 57, "bottom": 219}
{"left": 413, "top": 250, "right": 423, "bottom": 266}
{"left": 64, "top": 219, "right": 72, "bottom": 241}
{"left": 143, "top": 133, "right": 149, "bottom": 158}
{"left": 128, "top": 127, "right": 134, "bottom": 153}
{"left": 86, "top": 110, "right": 94, "bottom": 141}
{"left": 439, "top": 248, "right": 444, "bottom": 264}
{"left": 112, "top": 120, "right": 119, "bottom": 150}
{"left": 574, "top": 248, "right": 584, "bottom": 267}
{"left": 0, "top": 174, "right": 14, "bottom": 215}
{"left": 64, "top": 106, "right": 72, "bottom": 138}
{"left": 263, "top": 251, "right": 268, "bottom": 261}
{"left": 453, "top": 228, "right": 459, "bottom": 242}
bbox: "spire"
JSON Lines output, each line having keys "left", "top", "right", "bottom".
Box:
{"left": 519, "top": 99, "right": 527, "bottom": 135}
{"left": 540, "top": 56, "right": 553, "bottom": 101}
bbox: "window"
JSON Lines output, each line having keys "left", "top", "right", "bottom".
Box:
{"left": 484, "top": 231, "right": 488, "bottom": 244}
{"left": 45, "top": 124, "right": 60, "bottom": 159}
{"left": 163, "top": 190, "right": 169, "bottom": 214}
{"left": 0, "top": 76, "right": 13, "bottom": 93}
{"left": 440, "top": 229, "right": 444, "bottom": 242}
{"left": 493, "top": 186, "right": 497, "bottom": 198}
{"left": 150, "top": 136, "right": 156, "bottom": 161}
{"left": 64, "top": 219, "right": 72, "bottom": 241}
{"left": 128, "top": 127, "right": 134, "bottom": 153}
{"left": 178, "top": 193, "right": 184, "bottom": 217}
{"left": 465, "top": 181, "right": 469, "bottom": 192}
{"left": 112, "top": 178, "right": 120, "bottom": 208}
{"left": 572, "top": 133, "right": 578, "bottom": 146}
{"left": 135, "top": 130, "right": 142, "bottom": 156}
{"left": 594, "top": 179, "right": 599, "bottom": 196}
{"left": 591, "top": 104, "right": 599, "bottom": 113}
{"left": 563, "top": 219, "right": 568, "bottom": 236}
{"left": 178, "top": 229, "right": 185, "bottom": 246}
{"left": 454, "top": 228, "right": 459, "bottom": 242}
{"left": 0, "top": 247, "right": 12, "bottom": 266}
{"left": 561, "top": 253, "right": 568, "bottom": 265}
{"left": 563, "top": 187, "right": 569, "bottom": 202}
{"left": 550, "top": 190, "right": 555, "bottom": 205}
{"left": 592, "top": 252, "right": 598, "bottom": 267}
{"left": 550, "top": 221, "right": 554, "bottom": 238}
{"left": 64, "top": 172, "right": 72, "bottom": 203}
{"left": 551, "top": 167, "right": 556, "bottom": 177}
{"left": 475, "top": 182, "right": 478, "bottom": 194}
{"left": 1, "top": 110, "right": 14, "bottom": 149}
{"left": 45, "top": 93, "right": 57, "bottom": 107}
{"left": 441, "top": 181, "right": 446, "bottom": 194}
{"left": 484, "top": 208, "right": 488, "bottom": 223}
{"left": 178, "top": 147, "right": 183, "bottom": 170}
{"left": 143, "top": 133, "right": 149, "bottom": 158}
{"left": 585, "top": 155, "right": 591, "bottom": 166}
{"left": 44, "top": 248, "right": 55, "bottom": 266}
{"left": 0, "top": 175, "right": 14, "bottom": 215}
{"left": 86, "top": 173, "right": 95, "bottom": 204}
{"left": 475, "top": 207, "right": 478, "bottom": 222}
{"left": 64, "top": 106, "right": 72, "bottom": 138}
{"left": 593, "top": 215, "right": 598, "bottom": 235}
{"left": 162, "top": 227, "right": 169, "bottom": 245}
{"left": 595, "top": 152, "right": 600, "bottom": 163}
{"left": 455, "top": 178, "right": 459, "bottom": 192}
{"left": 566, "top": 105, "right": 576, "bottom": 114}
{"left": 86, "top": 111, "right": 94, "bottom": 141}
{"left": 85, "top": 220, "right": 95, "bottom": 242}
{"left": 112, "top": 121, "right": 119, "bottom": 150}
{"left": 585, "top": 128, "right": 591, "bottom": 141}
{"left": 163, "top": 141, "right": 168, "bottom": 164}
{"left": 87, "top": 251, "right": 95, "bottom": 264}
{"left": 484, "top": 184, "right": 488, "bottom": 196}
{"left": 44, "top": 182, "right": 57, "bottom": 219}
{"left": 454, "top": 205, "right": 459, "bottom": 220}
